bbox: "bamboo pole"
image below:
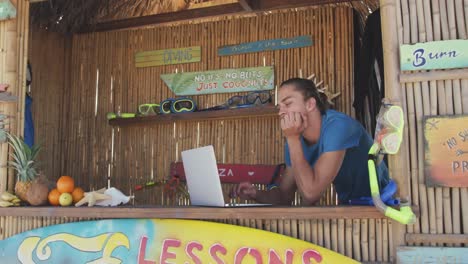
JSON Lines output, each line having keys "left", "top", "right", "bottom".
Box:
{"left": 361, "top": 219, "right": 369, "bottom": 262}
{"left": 381, "top": 0, "right": 411, "bottom": 256}
{"left": 369, "top": 219, "right": 375, "bottom": 262}
{"left": 383, "top": 219, "right": 389, "bottom": 262}
{"left": 352, "top": 219, "right": 361, "bottom": 260}
{"left": 462, "top": 79, "right": 468, "bottom": 236}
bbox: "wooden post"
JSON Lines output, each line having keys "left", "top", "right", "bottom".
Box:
{"left": 380, "top": 0, "right": 410, "bottom": 261}
{"left": 0, "top": 0, "right": 29, "bottom": 192}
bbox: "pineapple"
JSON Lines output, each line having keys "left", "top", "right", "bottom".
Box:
{"left": 7, "top": 133, "right": 47, "bottom": 205}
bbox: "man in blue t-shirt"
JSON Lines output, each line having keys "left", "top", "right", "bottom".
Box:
{"left": 234, "top": 78, "right": 389, "bottom": 205}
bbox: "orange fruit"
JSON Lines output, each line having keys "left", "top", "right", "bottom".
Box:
{"left": 71, "top": 187, "right": 85, "bottom": 204}
{"left": 48, "top": 188, "right": 61, "bottom": 206}
{"left": 57, "top": 176, "right": 75, "bottom": 193}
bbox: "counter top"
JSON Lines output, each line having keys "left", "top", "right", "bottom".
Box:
{"left": 0, "top": 205, "right": 394, "bottom": 219}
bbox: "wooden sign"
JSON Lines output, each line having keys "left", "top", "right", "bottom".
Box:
{"left": 170, "top": 162, "right": 284, "bottom": 184}
{"left": 0, "top": 219, "right": 358, "bottom": 263}
{"left": 424, "top": 115, "right": 468, "bottom": 187}
{"left": 400, "top": 40, "right": 468, "bottom": 71}
{"left": 218, "top": 35, "right": 313, "bottom": 56}
{"left": 0, "top": 0, "right": 16, "bottom": 20}
{"left": 161, "top": 66, "right": 274, "bottom": 95}
{"left": 397, "top": 247, "right": 468, "bottom": 263}
{"left": 135, "top": 46, "right": 201, "bottom": 67}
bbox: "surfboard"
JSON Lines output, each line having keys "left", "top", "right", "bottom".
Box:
{"left": 0, "top": 218, "right": 359, "bottom": 263}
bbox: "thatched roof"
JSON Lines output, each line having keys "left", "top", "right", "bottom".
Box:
{"left": 30, "top": 0, "right": 379, "bottom": 34}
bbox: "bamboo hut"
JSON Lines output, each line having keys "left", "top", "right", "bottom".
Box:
{"left": 0, "top": 0, "right": 467, "bottom": 263}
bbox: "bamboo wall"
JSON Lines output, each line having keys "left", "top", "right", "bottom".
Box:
{"left": 0, "top": 0, "right": 29, "bottom": 192}
{"left": 393, "top": 0, "right": 468, "bottom": 247}
{"left": 48, "top": 6, "right": 355, "bottom": 204}
{"left": 1, "top": 5, "right": 398, "bottom": 263}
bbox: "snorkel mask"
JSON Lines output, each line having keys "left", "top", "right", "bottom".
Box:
{"left": 160, "top": 98, "right": 197, "bottom": 114}
{"left": 368, "top": 101, "right": 416, "bottom": 225}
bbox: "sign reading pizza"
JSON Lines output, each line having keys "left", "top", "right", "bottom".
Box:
{"left": 424, "top": 115, "right": 468, "bottom": 187}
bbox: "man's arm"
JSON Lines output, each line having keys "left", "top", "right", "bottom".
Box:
{"left": 255, "top": 167, "right": 296, "bottom": 205}
{"left": 287, "top": 137, "right": 345, "bottom": 205}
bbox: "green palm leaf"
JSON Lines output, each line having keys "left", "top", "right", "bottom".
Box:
{"left": 6, "top": 133, "right": 41, "bottom": 182}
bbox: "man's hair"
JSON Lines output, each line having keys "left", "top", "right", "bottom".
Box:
{"left": 279, "top": 78, "right": 329, "bottom": 114}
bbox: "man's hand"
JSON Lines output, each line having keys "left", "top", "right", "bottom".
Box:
{"left": 280, "top": 112, "right": 308, "bottom": 139}
{"left": 231, "top": 182, "right": 256, "bottom": 200}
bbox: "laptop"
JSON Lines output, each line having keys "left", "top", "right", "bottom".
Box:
{"left": 181, "top": 145, "right": 271, "bottom": 207}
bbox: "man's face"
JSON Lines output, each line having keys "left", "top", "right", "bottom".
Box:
{"left": 277, "top": 84, "right": 309, "bottom": 118}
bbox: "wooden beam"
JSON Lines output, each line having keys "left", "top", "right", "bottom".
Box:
{"left": 406, "top": 233, "right": 468, "bottom": 244}
{"left": 0, "top": 206, "right": 392, "bottom": 219}
{"left": 80, "top": 2, "right": 245, "bottom": 33}
{"left": 256, "top": 0, "right": 353, "bottom": 10}
{"left": 400, "top": 68, "right": 468, "bottom": 83}
{"left": 80, "top": 0, "right": 358, "bottom": 33}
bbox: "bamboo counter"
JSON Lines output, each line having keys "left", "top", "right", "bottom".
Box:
{"left": 0, "top": 206, "right": 410, "bottom": 220}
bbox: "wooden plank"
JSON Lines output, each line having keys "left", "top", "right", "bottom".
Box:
{"left": 108, "top": 105, "right": 278, "bottom": 127}
{"left": 406, "top": 233, "right": 468, "bottom": 244}
{"left": 397, "top": 246, "right": 468, "bottom": 264}
{"left": 400, "top": 68, "right": 468, "bottom": 83}
{"left": 135, "top": 46, "right": 201, "bottom": 67}
{"left": 218, "top": 35, "right": 313, "bottom": 56}
{"left": 256, "top": 0, "right": 353, "bottom": 10}
{"left": 80, "top": 3, "right": 245, "bottom": 33}
{"left": 0, "top": 206, "right": 393, "bottom": 219}
{"left": 79, "top": 0, "right": 358, "bottom": 33}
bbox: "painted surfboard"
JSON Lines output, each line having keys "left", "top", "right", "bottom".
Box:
{"left": 0, "top": 218, "right": 359, "bottom": 263}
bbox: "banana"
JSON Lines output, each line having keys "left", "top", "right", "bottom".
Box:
{"left": 11, "top": 198, "right": 21, "bottom": 204}
{"left": 0, "top": 201, "right": 14, "bottom": 207}
{"left": 1, "top": 191, "right": 17, "bottom": 202}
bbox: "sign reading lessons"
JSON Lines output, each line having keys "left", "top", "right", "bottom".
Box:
{"left": 218, "top": 35, "right": 313, "bottom": 56}
{"left": 400, "top": 40, "right": 468, "bottom": 71}
{"left": 424, "top": 115, "right": 468, "bottom": 187}
{"left": 0, "top": 219, "right": 358, "bottom": 263}
{"left": 161, "top": 66, "right": 274, "bottom": 95}
{"left": 135, "top": 46, "right": 201, "bottom": 67}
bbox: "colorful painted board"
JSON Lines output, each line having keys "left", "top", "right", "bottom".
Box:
{"left": 135, "top": 46, "right": 201, "bottom": 67}
{"left": 424, "top": 115, "right": 468, "bottom": 187}
{"left": 0, "top": 218, "right": 358, "bottom": 263}
{"left": 397, "top": 246, "right": 468, "bottom": 263}
{"left": 0, "top": 0, "right": 16, "bottom": 20}
{"left": 161, "top": 66, "right": 274, "bottom": 95}
{"left": 218, "top": 35, "right": 313, "bottom": 56}
{"left": 400, "top": 40, "right": 468, "bottom": 71}
{"left": 170, "top": 162, "right": 284, "bottom": 184}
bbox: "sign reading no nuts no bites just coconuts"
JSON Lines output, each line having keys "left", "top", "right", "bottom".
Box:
{"left": 161, "top": 66, "right": 274, "bottom": 96}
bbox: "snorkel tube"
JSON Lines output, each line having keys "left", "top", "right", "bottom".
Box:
{"left": 368, "top": 102, "right": 416, "bottom": 225}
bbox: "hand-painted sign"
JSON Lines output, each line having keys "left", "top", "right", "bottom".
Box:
{"left": 400, "top": 40, "right": 468, "bottom": 71}
{"left": 424, "top": 115, "right": 468, "bottom": 187}
{"left": 218, "top": 35, "right": 313, "bottom": 56}
{"left": 135, "top": 46, "right": 201, "bottom": 67}
{"left": 161, "top": 66, "right": 274, "bottom": 95}
{"left": 397, "top": 246, "right": 468, "bottom": 263}
{"left": 171, "top": 162, "right": 284, "bottom": 184}
{"left": 0, "top": 0, "right": 16, "bottom": 20}
{"left": 0, "top": 219, "right": 358, "bottom": 263}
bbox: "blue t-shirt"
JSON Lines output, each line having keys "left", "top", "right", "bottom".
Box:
{"left": 285, "top": 110, "right": 389, "bottom": 204}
